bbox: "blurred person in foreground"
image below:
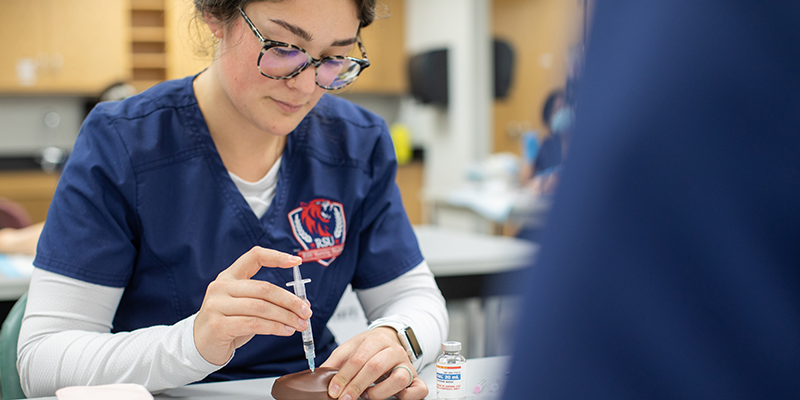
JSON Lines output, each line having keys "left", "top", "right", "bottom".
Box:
{"left": 503, "top": 1, "right": 800, "bottom": 399}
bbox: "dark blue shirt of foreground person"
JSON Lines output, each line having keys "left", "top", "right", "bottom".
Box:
{"left": 503, "top": 1, "right": 800, "bottom": 399}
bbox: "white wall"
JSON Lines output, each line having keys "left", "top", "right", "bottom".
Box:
{"left": 0, "top": 96, "right": 84, "bottom": 157}
{"left": 401, "top": 0, "right": 493, "bottom": 200}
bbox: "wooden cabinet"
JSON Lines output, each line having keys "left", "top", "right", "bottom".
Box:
{"left": 0, "top": 0, "right": 403, "bottom": 95}
{"left": 129, "top": 0, "right": 167, "bottom": 93}
{"left": 0, "top": 0, "right": 130, "bottom": 95}
{"left": 127, "top": 0, "right": 209, "bottom": 92}
{"left": 491, "top": 0, "right": 585, "bottom": 154}
{"left": 164, "top": 0, "right": 212, "bottom": 81}
{"left": 0, "top": 171, "right": 60, "bottom": 224}
{"left": 128, "top": 0, "right": 209, "bottom": 92}
{"left": 395, "top": 160, "right": 424, "bottom": 225}
{"left": 346, "top": 0, "right": 407, "bottom": 94}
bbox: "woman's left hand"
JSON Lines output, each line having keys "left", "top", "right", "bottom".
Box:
{"left": 321, "top": 327, "right": 428, "bottom": 400}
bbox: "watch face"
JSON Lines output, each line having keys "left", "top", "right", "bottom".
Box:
{"left": 405, "top": 327, "right": 423, "bottom": 359}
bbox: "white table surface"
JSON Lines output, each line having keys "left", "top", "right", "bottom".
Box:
{"left": 0, "top": 276, "right": 28, "bottom": 300}
{"left": 25, "top": 356, "right": 511, "bottom": 400}
{"left": 0, "top": 254, "right": 34, "bottom": 301}
{"left": 413, "top": 225, "right": 538, "bottom": 277}
{"left": 427, "top": 185, "right": 553, "bottom": 227}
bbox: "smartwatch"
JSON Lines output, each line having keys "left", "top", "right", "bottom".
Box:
{"left": 374, "top": 321, "right": 423, "bottom": 363}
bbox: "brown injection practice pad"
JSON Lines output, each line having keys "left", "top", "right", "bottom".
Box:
{"left": 271, "top": 367, "right": 338, "bottom": 400}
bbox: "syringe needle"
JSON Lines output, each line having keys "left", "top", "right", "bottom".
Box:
{"left": 287, "top": 265, "right": 316, "bottom": 371}
{"left": 302, "top": 322, "right": 316, "bottom": 372}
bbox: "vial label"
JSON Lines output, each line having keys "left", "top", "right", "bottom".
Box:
{"left": 436, "top": 363, "right": 465, "bottom": 399}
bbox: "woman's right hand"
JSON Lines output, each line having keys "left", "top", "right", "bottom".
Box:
{"left": 193, "top": 246, "right": 310, "bottom": 365}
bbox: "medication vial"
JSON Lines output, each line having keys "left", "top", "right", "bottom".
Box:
{"left": 436, "top": 341, "right": 466, "bottom": 399}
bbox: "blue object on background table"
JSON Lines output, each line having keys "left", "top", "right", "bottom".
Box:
{"left": 520, "top": 130, "right": 539, "bottom": 164}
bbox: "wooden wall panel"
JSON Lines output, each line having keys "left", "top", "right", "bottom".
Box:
{"left": 492, "top": 0, "right": 585, "bottom": 155}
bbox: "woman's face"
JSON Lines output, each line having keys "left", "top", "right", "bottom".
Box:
{"left": 211, "top": 0, "right": 360, "bottom": 136}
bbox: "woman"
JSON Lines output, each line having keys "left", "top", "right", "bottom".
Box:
{"left": 17, "top": 1, "right": 447, "bottom": 399}
{"left": 519, "top": 89, "right": 574, "bottom": 196}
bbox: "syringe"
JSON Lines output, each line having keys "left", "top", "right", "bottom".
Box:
{"left": 286, "top": 265, "right": 315, "bottom": 371}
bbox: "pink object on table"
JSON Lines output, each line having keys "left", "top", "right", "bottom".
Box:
{"left": 55, "top": 383, "right": 153, "bottom": 400}
{"left": 473, "top": 379, "right": 487, "bottom": 394}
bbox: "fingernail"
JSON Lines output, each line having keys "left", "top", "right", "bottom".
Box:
{"left": 341, "top": 394, "right": 352, "bottom": 400}
{"left": 298, "top": 318, "right": 308, "bottom": 329}
{"left": 288, "top": 255, "right": 302, "bottom": 264}
{"left": 329, "top": 384, "right": 340, "bottom": 397}
{"left": 361, "top": 392, "right": 370, "bottom": 399}
{"left": 301, "top": 304, "right": 311, "bottom": 318}
{"left": 285, "top": 325, "right": 295, "bottom": 334}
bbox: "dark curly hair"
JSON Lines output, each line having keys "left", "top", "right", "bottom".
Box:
{"left": 542, "top": 89, "right": 566, "bottom": 128}
{"left": 193, "top": 0, "right": 377, "bottom": 29}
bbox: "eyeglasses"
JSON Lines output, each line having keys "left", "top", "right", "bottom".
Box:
{"left": 238, "top": 7, "right": 370, "bottom": 90}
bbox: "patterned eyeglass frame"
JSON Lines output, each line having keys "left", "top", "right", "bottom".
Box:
{"left": 238, "top": 7, "right": 371, "bottom": 90}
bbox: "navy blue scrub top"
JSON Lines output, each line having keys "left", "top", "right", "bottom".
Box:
{"left": 34, "top": 75, "right": 424, "bottom": 381}
{"left": 533, "top": 134, "right": 563, "bottom": 174}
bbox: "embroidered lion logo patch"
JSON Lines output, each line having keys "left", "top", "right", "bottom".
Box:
{"left": 288, "top": 198, "right": 346, "bottom": 266}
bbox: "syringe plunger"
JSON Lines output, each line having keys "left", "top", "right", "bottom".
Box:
{"left": 287, "top": 265, "right": 315, "bottom": 372}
